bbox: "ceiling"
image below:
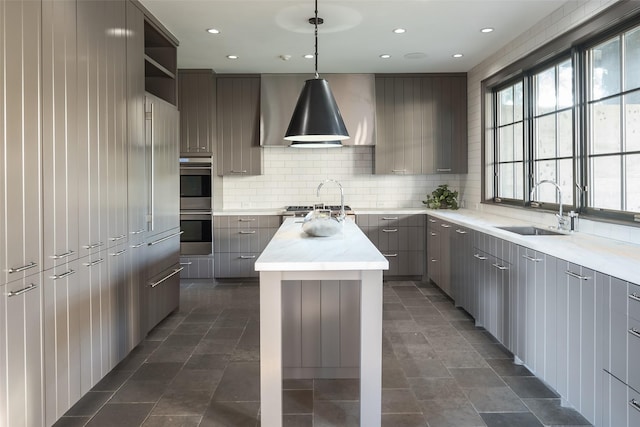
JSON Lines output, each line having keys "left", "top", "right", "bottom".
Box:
{"left": 140, "top": 0, "right": 568, "bottom": 74}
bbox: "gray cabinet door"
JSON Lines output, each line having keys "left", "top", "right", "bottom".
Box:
{"left": 451, "top": 225, "right": 473, "bottom": 312}
{"left": 77, "top": 0, "right": 111, "bottom": 258}
{"left": 430, "top": 75, "right": 467, "bottom": 174}
{"left": 77, "top": 252, "right": 110, "bottom": 394}
{"left": 1, "top": 0, "right": 42, "bottom": 284}
{"left": 43, "top": 261, "right": 82, "bottom": 426}
{"left": 109, "top": 244, "right": 130, "bottom": 366}
{"left": 556, "top": 261, "right": 598, "bottom": 425}
{"left": 146, "top": 94, "right": 180, "bottom": 236}
{"left": 3, "top": 276, "right": 44, "bottom": 427}
{"left": 42, "top": 0, "right": 79, "bottom": 271}
{"left": 426, "top": 222, "right": 441, "bottom": 286}
{"left": 179, "top": 69, "right": 215, "bottom": 154}
{"left": 216, "top": 76, "right": 262, "bottom": 176}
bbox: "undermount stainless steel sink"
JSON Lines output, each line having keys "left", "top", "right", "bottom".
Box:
{"left": 497, "top": 226, "right": 567, "bottom": 236}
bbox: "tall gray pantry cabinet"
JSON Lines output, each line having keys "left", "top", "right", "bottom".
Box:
{"left": 0, "top": 1, "right": 181, "bottom": 426}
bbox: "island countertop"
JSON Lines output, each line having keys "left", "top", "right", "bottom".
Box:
{"left": 255, "top": 217, "right": 389, "bottom": 272}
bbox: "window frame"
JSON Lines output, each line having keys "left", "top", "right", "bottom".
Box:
{"left": 482, "top": 2, "right": 640, "bottom": 224}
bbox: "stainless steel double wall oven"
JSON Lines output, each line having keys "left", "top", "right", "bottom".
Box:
{"left": 179, "top": 157, "right": 213, "bottom": 255}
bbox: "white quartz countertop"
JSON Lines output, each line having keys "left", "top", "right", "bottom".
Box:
{"left": 255, "top": 217, "right": 389, "bottom": 272}
{"left": 424, "top": 209, "right": 640, "bottom": 284}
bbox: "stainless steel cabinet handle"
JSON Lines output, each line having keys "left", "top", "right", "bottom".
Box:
{"left": 8, "top": 262, "right": 38, "bottom": 273}
{"left": 230, "top": 170, "right": 247, "bottom": 174}
{"left": 430, "top": 258, "right": 438, "bottom": 262}
{"left": 382, "top": 229, "right": 398, "bottom": 233}
{"left": 436, "top": 168, "right": 452, "bottom": 172}
{"left": 238, "top": 218, "right": 256, "bottom": 222}
{"left": 130, "top": 242, "right": 145, "bottom": 249}
{"left": 522, "top": 254, "right": 542, "bottom": 262}
{"left": 430, "top": 232, "right": 437, "bottom": 236}
{"left": 629, "top": 328, "right": 640, "bottom": 340}
{"left": 383, "top": 253, "right": 398, "bottom": 257}
{"left": 110, "top": 249, "right": 127, "bottom": 257}
{"left": 50, "top": 269, "right": 76, "bottom": 280}
{"left": 148, "top": 231, "right": 184, "bottom": 246}
{"left": 180, "top": 262, "right": 193, "bottom": 266}
{"left": 239, "top": 255, "right": 256, "bottom": 259}
{"left": 474, "top": 253, "right": 487, "bottom": 260}
{"left": 130, "top": 229, "right": 146, "bottom": 235}
{"left": 492, "top": 263, "right": 509, "bottom": 271}
{"left": 428, "top": 218, "right": 436, "bottom": 223}
{"left": 50, "top": 250, "right": 75, "bottom": 260}
{"left": 239, "top": 230, "right": 256, "bottom": 234}
{"left": 392, "top": 169, "right": 406, "bottom": 173}
{"left": 630, "top": 398, "right": 640, "bottom": 413}
{"left": 382, "top": 217, "right": 398, "bottom": 221}
{"left": 629, "top": 293, "right": 640, "bottom": 303}
{"left": 82, "top": 242, "right": 103, "bottom": 250}
{"left": 180, "top": 211, "right": 213, "bottom": 215}
{"left": 455, "top": 229, "right": 467, "bottom": 234}
{"left": 7, "top": 283, "right": 38, "bottom": 297}
{"left": 565, "top": 270, "right": 590, "bottom": 280}
{"left": 109, "top": 234, "right": 126, "bottom": 242}
{"left": 441, "top": 224, "right": 451, "bottom": 228}
{"left": 149, "top": 267, "right": 183, "bottom": 288}
{"left": 82, "top": 258, "right": 105, "bottom": 267}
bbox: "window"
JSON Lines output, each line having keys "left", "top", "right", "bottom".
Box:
{"left": 485, "top": 8, "right": 640, "bottom": 222}
{"left": 587, "top": 27, "right": 640, "bottom": 213}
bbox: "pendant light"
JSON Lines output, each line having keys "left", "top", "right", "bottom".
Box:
{"left": 285, "top": 0, "right": 349, "bottom": 147}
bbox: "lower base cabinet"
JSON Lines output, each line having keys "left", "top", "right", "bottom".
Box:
{"left": 1, "top": 275, "right": 44, "bottom": 427}
{"left": 602, "top": 371, "right": 640, "bottom": 427}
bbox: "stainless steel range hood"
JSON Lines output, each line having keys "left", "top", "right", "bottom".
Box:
{"left": 260, "top": 73, "right": 376, "bottom": 147}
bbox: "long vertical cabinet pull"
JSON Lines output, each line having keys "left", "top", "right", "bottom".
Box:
{"left": 631, "top": 398, "right": 640, "bottom": 413}
{"left": 146, "top": 102, "right": 154, "bottom": 231}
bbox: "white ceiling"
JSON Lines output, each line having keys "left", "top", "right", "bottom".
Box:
{"left": 140, "top": 0, "right": 568, "bottom": 74}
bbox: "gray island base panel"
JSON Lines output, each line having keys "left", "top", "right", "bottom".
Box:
{"left": 255, "top": 218, "right": 389, "bottom": 427}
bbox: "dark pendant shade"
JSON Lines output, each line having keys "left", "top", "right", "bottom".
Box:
{"left": 284, "top": 78, "right": 349, "bottom": 143}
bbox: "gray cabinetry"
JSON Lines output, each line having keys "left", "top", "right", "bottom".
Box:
{"left": 144, "top": 19, "right": 177, "bottom": 105}
{"left": 358, "top": 214, "right": 424, "bottom": 277}
{"left": 555, "top": 261, "right": 601, "bottom": 425}
{"left": 146, "top": 93, "right": 180, "bottom": 235}
{"left": 179, "top": 69, "right": 216, "bottom": 155}
{"left": 214, "top": 215, "right": 279, "bottom": 278}
{"left": 0, "top": 0, "right": 42, "bottom": 284}
{"left": 602, "top": 277, "right": 640, "bottom": 427}
{"left": 426, "top": 216, "right": 451, "bottom": 295}
{"left": 374, "top": 74, "right": 467, "bottom": 175}
{"left": 43, "top": 260, "right": 82, "bottom": 426}
{"left": 42, "top": 0, "right": 79, "bottom": 271}
{"left": 514, "top": 246, "right": 558, "bottom": 389}
{"left": 216, "top": 76, "right": 262, "bottom": 176}
{"left": 1, "top": 276, "right": 44, "bottom": 427}
{"left": 450, "top": 225, "right": 475, "bottom": 316}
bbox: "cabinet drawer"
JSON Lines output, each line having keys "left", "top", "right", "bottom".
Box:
{"left": 628, "top": 316, "right": 640, "bottom": 393}
{"left": 603, "top": 371, "right": 640, "bottom": 427}
{"left": 214, "top": 228, "right": 274, "bottom": 253}
{"left": 629, "top": 283, "right": 640, "bottom": 321}
{"left": 214, "top": 253, "right": 259, "bottom": 278}
{"left": 214, "top": 215, "right": 279, "bottom": 229}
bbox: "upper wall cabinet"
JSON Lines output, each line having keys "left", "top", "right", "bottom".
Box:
{"left": 144, "top": 20, "right": 177, "bottom": 105}
{"left": 178, "top": 69, "right": 216, "bottom": 155}
{"left": 0, "top": 0, "right": 43, "bottom": 285}
{"left": 260, "top": 74, "right": 376, "bottom": 147}
{"left": 374, "top": 74, "right": 467, "bottom": 175}
{"left": 217, "top": 76, "right": 262, "bottom": 176}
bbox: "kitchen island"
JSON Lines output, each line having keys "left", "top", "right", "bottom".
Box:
{"left": 255, "top": 217, "right": 388, "bottom": 427}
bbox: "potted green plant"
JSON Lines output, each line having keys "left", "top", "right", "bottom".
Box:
{"left": 423, "top": 184, "right": 459, "bottom": 209}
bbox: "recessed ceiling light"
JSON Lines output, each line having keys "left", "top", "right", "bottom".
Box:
{"left": 480, "top": 27, "right": 494, "bottom": 33}
{"left": 379, "top": 54, "right": 391, "bottom": 59}
{"left": 303, "top": 54, "right": 315, "bottom": 59}
{"left": 206, "top": 28, "right": 220, "bottom": 34}
{"left": 226, "top": 55, "right": 238, "bottom": 60}
{"left": 392, "top": 28, "right": 406, "bottom": 34}
{"left": 452, "top": 53, "right": 463, "bottom": 58}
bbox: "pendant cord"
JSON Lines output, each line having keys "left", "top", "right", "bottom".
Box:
{"left": 314, "top": 0, "right": 319, "bottom": 79}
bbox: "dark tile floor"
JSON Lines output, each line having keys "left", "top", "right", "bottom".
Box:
{"left": 55, "top": 279, "right": 592, "bottom": 427}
